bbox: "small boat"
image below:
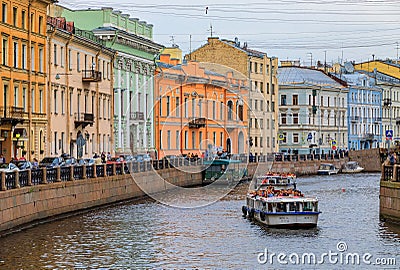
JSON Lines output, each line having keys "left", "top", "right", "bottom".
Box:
{"left": 341, "top": 161, "right": 364, "bottom": 174}
{"left": 317, "top": 163, "right": 339, "bottom": 175}
{"left": 242, "top": 174, "right": 320, "bottom": 228}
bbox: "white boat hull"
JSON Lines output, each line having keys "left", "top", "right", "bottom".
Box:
{"left": 341, "top": 168, "right": 364, "bottom": 174}
{"left": 244, "top": 207, "right": 319, "bottom": 228}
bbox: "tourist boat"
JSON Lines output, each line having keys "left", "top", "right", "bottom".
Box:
{"left": 341, "top": 161, "right": 364, "bottom": 174}
{"left": 317, "top": 163, "right": 339, "bottom": 175}
{"left": 242, "top": 174, "right": 320, "bottom": 228}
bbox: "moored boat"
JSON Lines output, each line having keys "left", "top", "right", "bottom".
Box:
{"left": 341, "top": 161, "right": 364, "bottom": 174}
{"left": 317, "top": 163, "right": 339, "bottom": 175}
{"left": 242, "top": 174, "right": 320, "bottom": 228}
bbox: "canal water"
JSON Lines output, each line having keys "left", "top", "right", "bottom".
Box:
{"left": 0, "top": 173, "right": 399, "bottom": 269}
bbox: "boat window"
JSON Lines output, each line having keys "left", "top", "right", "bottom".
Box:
{"left": 303, "top": 202, "right": 312, "bottom": 211}
{"left": 277, "top": 203, "right": 286, "bottom": 212}
{"left": 288, "top": 202, "right": 299, "bottom": 212}
{"left": 268, "top": 203, "right": 273, "bottom": 212}
{"left": 313, "top": 202, "right": 318, "bottom": 212}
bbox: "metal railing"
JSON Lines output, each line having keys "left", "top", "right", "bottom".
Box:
{"left": 0, "top": 154, "right": 350, "bottom": 192}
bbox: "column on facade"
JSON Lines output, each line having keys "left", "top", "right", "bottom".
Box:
{"left": 149, "top": 71, "right": 154, "bottom": 148}
{"left": 135, "top": 71, "right": 140, "bottom": 150}
{"left": 117, "top": 67, "right": 122, "bottom": 149}
{"left": 126, "top": 69, "right": 130, "bottom": 153}
{"left": 143, "top": 72, "right": 148, "bottom": 150}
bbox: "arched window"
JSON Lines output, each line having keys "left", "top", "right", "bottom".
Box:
{"left": 227, "top": 100, "right": 233, "bottom": 120}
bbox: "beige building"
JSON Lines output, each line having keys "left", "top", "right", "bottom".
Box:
{"left": 186, "top": 37, "right": 279, "bottom": 155}
{"left": 47, "top": 17, "right": 115, "bottom": 158}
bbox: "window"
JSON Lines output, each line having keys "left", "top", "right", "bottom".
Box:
{"left": 266, "top": 83, "right": 269, "bottom": 94}
{"left": 61, "top": 90, "right": 65, "bottom": 114}
{"left": 260, "top": 64, "right": 263, "bottom": 74}
{"left": 176, "top": 130, "right": 180, "bottom": 150}
{"left": 54, "top": 89, "right": 58, "bottom": 113}
{"left": 68, "top": 49, "right": 72, "bottom": 70}
{"left": 167, "top": 130, "right": 171, "bottom": 150}
{"left": 38, "top": 16, "right": 43, "bottom": 34}
{"left": 220, "top": 132, "right": 223, "bottom": 147}
{"left": 213, "top": 101, "right": 216, "bottom": 119}
{"left": 271, "top": 102, "right": 275, "bottom": 112}
{"left": 13, "top": 41, "right": 18, "bottom": 68}
{"left": 254, "top": 63, "right": 258, "bottom": 73}
{"left": 293, "top": 133, "right": 299, "bottom": 143}
{"left": 31, "top": 87, "right": 35, "bottom": 113}
{"left": 281, "top": 113, "right": 287, "bottom": 125}
{"left": 91, "top": 94, "right": 95, "bottom": 114}
{"left": 60, "top": 46, "right": 64, "bottom": 67}
{"left": 39, "top": 47, "right": 43, "bottom": 72}
{"left": 254, "top": 100, "right": 258, "bottom": 111}
{"left": 184, "top": 98, "right": 188, "bottom": 118}
{"left": 166, "top": 96, "right": 170, "bottom": 115}
{"left": 185, "top": 131, "right": 188, "bottom": 149}
{"left": 69, "top": 91, "right": 73, "bottom": 116}
{"left": 271, "top": 84, "right": 275, "bottom": 95}
{"left": 21, "top": 10, "right": 25, "bottom": 29}
{"left": 30, "top": 45, "right": 34, "bottom": 71}
{"left": 213, "top": 132, "right": 216, "bottom": 145}
{"left": 77, "top": 52, "right": 80, "bottom": 71}
{"left": 175, "top": 97, "right": 180, "bottom": 117}
{"left": 260, "top": 137, "right": 263, "bottom": 147}
{"left": 53, "top": 132, "right": 58, "bottom": 154}
{"left": 281, "top": 95, "right": 287, "bottom": 105}
{"left": 260, "top": 100, "right": 264, "bottom": 111}
{"left": 293, "top": 113, "right": 299, "bottom": 124}
{"left": 2, "top": 3, "right": 7, "bottom": 23}
{"left": 22, "top": 87, "right": 26, "bottom": 111}
{"left": 255, "top": 137, "right": 258, "bottom": 147}
{"left": 199, "top": 131, "right": 203, "bottom": 149}
{"left": 13, "top": 86, "right": 18, "bottom": 107}
{"left": 192, "top": 98, "right": 195, "bottom": 117}
{"left": 53, "top": 44, "right": 57, "bottom": 66}
{"left": 2, "top": 38, "right": 8, "bottom": 65}
{"left": 191, "top": 131, "right": 195, "bottom": 149}
{"left": 260, "top": 82, "right": 264, "bottom": 93}
{"left": 282, "top": 132, "right": 287, "bottom": 143}
{"left": 22, "top": 44, "right": 26, "bottom": 69}
{"left": 227, "top": 101, "right": 233, "bottom": 120}
{"left": 220, "top": 102, "right": 223, "bottom": 120}
{"left": 293, "top": 95, "right": 298, "bottom": 105}
{"left": 30, "top": 13, "right": 34, "bottom": 32}
{"left": 39, "top": 89, "right": 43, "bottom": 113}
{"left": 12, "top": 7, "right": 17, "bottom": 26}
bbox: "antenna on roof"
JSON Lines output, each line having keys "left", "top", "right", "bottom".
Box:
{"left": 208, "top": 23, "right": 213, "bottom": 37}
{"left": 170, "top": 35, "right": 176, "bottom": 47}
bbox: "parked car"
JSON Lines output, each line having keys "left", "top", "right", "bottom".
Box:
{"left": 0, "top": 163, "right": 19, "bottom": 172}
{"left": 64, "top": 157, "right": 77, "bottom": 167}
{"left": 39, "top": 157, "right": 65, "bottom": 168}
{"left": 133, "top": 154, "right": 152, "bottom": 162}
{"left": 77, "top": 158, "right": 96, "bottom": 166}
{"left": 106, "top": 157, "right": 125, "bottom": 164}
{"left": 16, "top": 161, "right": 33, "bottom": 170}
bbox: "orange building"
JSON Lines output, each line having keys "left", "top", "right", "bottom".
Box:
{"left": 0, "top": 0, "right": 55, "bottom": 161}
{"left": 155, "top": 54, "right": 249, "bottom": 158}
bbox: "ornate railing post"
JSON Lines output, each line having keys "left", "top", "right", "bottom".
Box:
{"left": 70, "top": 166, "right": 75, "bottom": 181}
{"left": 15, "top": 171, "right": 20, "bottom": 188}
{"left": 93, "top": 164, "right": 97, "bottom": 178}
{"left": 82, "top": 165, "right": 87, "bottom": 180}
{"left": 112, "top": 163, "right": 116, "bottom": 176}
{"left": 1, "top": 171, "right": 6, "bottom": 190}
{"left": 55, "top": 167, "right": 61, "bottom": 182}
{"left": 41, "top": 168, "right": 47, "bottom": 184}
{"left": 27, "top": 169, "right": 32, "bottom": 186}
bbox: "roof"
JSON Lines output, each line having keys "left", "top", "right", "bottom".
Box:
{"left": 277, "top": 67, "right": 346, "bottom": 87}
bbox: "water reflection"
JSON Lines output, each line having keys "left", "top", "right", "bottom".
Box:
{"left": 0, "top": 173, "right": 399, "bottom": 269}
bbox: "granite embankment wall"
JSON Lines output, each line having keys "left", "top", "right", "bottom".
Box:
{"left": 380, "top": 181, "right": 400, "bottom": 224}
{"left": 348, "top": 148, "right": 381, "bottom": 172}
{"left": 0, "top": 166, "right": 203, "bottom": 233}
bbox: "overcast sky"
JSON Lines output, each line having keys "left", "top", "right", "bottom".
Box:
{"left": 59, "top": 0, "right": 400, "bottom": 66}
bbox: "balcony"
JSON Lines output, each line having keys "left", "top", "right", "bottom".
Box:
{"left": 350, "top": 116, "right": 359, "bottom": 122}
{"left": 396, "top": 118, "right": 400, "bottom": 126}
{"left": 130, "top": 112, "right": 144, "bottom": 121}
{"left": 82, "top": 70, "right": 102, "bottom": 82}
{"left": 189, "top": 118, "right": 206, "bottom": 128}
{"left": 374, "top": 117, "right": 382, "bottom": 123}
{"left": 362, "top": 133, "right": 375, "bottom": 141}
{"left": 74, "top": 113, "right": 94, "bottom": 129}
{"left": 384, "top": 98, "right": 392, "bottom": 107}
{"left": 0, "top": 106, "right": 25, "bottom": 125}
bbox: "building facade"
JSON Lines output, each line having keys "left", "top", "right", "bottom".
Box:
{"left": 47, "top": 16, "right": 115, "bottom": 158}
{"left": 354, "top": 60, "right": 400, "bottom": 147}
{"left": 0, "top": 0, "right": 55, "bottom": 161}
{"left": 277, "top": 67, "right": 348, "bottom": 154}
{"left": 155, "top": 54, "right": 248, "bottom": 158}
{"left": 185, "top": 37, "right": 279, "bottom": 156}
{"left": 332, "top": 68, "right": 382, "bottom": 150}
{"left": 53, "top": 6, "right": 163, "bottom": 156}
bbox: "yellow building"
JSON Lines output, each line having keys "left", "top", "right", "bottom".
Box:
{"left": 186, "top": 37, "right": 279, "bottom": 155}
{"left": 155, "top": 54, "right": 248, "bottom": 158}
{"left": 0, "top": 0, "right": 55, "bottom": 161}
{"left": 46, "top": 16, "right": 115, "bottom": 158}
